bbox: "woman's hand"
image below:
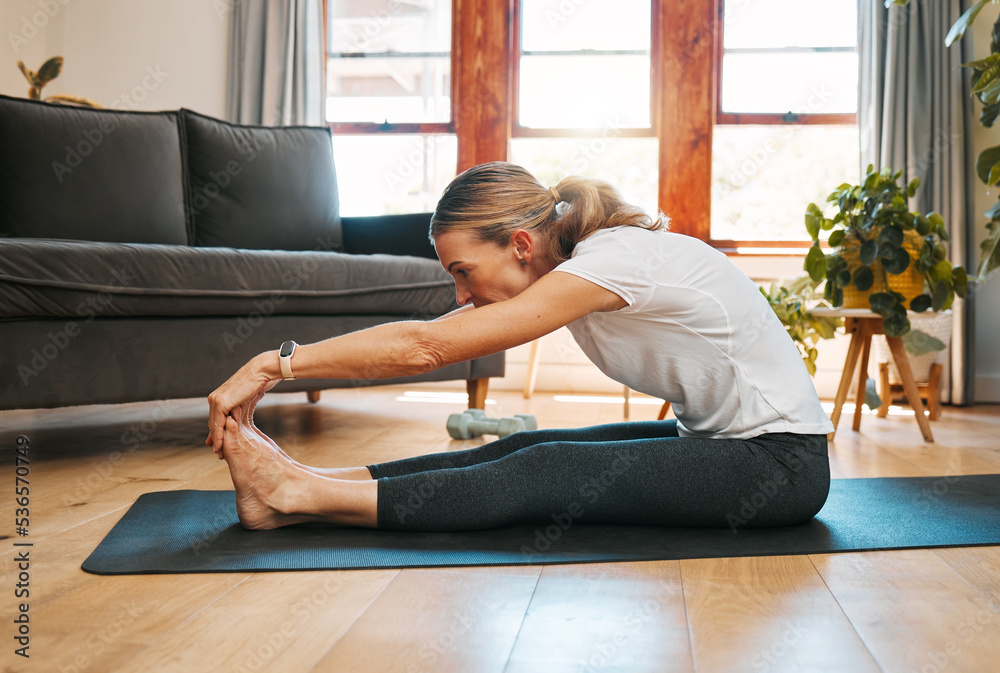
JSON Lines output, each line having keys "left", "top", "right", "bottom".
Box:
{"left": 206, "top": 351, "right": 280, "bottom": 453}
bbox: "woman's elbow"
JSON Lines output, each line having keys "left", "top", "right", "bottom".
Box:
{"left": 398, "top": 324, "right": 447, "bottom": 375}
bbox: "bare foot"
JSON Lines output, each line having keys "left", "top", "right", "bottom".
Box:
{"left": 220, "top": 414, "right": 320, "bottom": 530}
{"left": 220, "top": 413, "right": 379, "bottom": 529}
{"left": 233, "top": 394, "right": 373, "bottom": 481}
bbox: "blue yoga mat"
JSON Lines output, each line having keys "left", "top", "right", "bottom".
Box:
{"left": 82, "top": 474, "right": 1000, "bottom": 574}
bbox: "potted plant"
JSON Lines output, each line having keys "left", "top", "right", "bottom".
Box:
{"left": 16, "top": 56, "right": 100, "bottom": 107}
{"left": 803, "top": 165, "right": 969, "bottom": 338}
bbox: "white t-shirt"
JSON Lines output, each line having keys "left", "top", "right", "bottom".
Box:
{"left": 553, "top": 226, "right": 834, "bottom": 439}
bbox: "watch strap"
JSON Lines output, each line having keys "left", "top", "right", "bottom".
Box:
{"left": 278, "top": 340, "right": 296, "bottom": 380}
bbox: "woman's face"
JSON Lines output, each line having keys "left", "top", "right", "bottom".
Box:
{"left": 433, "top": 229, "right": 531, "bottom": 308}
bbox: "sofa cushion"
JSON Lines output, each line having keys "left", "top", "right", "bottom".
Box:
{"left": 0, "top": 239, "right": 457, "bottom": 320}
{"left": 0, "top": 94, "right": 188, "bottom": 245}
{"left": 180, "top": 109, "right": 342, "bottom": 251}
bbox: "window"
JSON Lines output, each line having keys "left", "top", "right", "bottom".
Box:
{"left": 322, "top": 0, "right": 862, "bottom": 250}
{"left": 509, "top": 0, "right": 658, "bottom": 215}
{"left": 326, "top": 0, "right": 456, "bottom": 215}
{"left": 711, "top": 0, "right": 860, "bottom": 247}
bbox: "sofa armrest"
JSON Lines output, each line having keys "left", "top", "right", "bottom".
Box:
{"left": 341, "top": 213, "right": 437, "bottom": 260}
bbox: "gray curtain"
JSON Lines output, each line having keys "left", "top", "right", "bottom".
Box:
{"left": 859, "top": 0, "right": 976, "bottom": 405}
{"left": 227, "top": 0, "right": 324, "bottom": 126}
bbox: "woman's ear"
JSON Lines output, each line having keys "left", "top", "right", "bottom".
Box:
{"left": 510, "top": 229, "right": 534, "bottom": 263}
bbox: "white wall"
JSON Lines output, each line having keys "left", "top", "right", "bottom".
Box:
{"left": 970, "top": 6, "right": 1000, "bottom": 402}
{"left": 1, "top": 0, "right": 229, "bottom": 116}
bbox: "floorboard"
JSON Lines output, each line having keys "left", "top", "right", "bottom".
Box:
{"left": 1, "top": 387, "right": 998, "bottom": 672}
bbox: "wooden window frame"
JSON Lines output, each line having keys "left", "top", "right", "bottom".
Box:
{"left": 321, "top": 0, "right": 857, "bottom": 254}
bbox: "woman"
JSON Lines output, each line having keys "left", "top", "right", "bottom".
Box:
{"left": 206, "top": 162, "right": 833, "bottom": 532}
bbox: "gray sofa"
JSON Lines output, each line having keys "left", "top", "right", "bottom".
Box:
{"left": 0, "top": 95, "right": 503, "bottom": 410}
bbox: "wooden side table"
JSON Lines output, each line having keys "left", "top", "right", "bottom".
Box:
{"left": 810, "top": 308, "right": 934, "bottom": 443}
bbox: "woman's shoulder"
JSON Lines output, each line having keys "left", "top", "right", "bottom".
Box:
{"left": 574, "top": 226, "right": 700, "bottom": 256}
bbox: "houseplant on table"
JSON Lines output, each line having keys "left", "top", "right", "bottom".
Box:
{"left": 803, "top": 165, "right": 969, "bottom": 340}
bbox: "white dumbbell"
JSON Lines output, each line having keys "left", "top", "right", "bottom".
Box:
{"left": 446, "top": 409, "right": 538, "bottom": 440}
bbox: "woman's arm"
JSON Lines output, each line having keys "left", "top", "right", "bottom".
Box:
{"left": 205, "top": 271, "right": 624, "bottom": 450}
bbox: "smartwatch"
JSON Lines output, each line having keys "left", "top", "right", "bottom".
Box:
{"left": 278, "top": 340, "right": 297, "bottom": 380}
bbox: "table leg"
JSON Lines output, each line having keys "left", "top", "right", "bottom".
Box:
{"left": 852, "top": 325, "right": 873, "bottom": 431}
{"left": 829, "top": 324, "right": 865, "bottom": 438}
{"left": 885, "top": 336, "right": 934, "bottom": 443}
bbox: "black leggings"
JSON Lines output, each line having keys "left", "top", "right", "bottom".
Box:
{"left": 368, "top": 419, "right": 830, "bottom": 532}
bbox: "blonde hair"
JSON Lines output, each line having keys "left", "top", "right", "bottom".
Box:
{"left": 429, "top": 162, "right": 668, "bottom": 264}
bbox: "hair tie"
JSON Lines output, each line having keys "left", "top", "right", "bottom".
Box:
{"left": 548, "top": 186, "right": 561, "bottom": 203}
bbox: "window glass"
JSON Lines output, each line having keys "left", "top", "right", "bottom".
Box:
{"left": 521, "top": 0, "right": 651, "bottom": 52}
{"left": 720, "top": 0, "right": 858, "bottom": 115}
{"left": 333, "top": 135, "right": 457, "bottom": 216}
{"left": 518, "top": 0, "right": 652, "bottom": 128}
{"left": 721, "top": 53, "right": 858, "bottom": 115}
{"left": 327, "top": 0, "right": 451, "bottom": 123}
{"left": 710, "top": 125, "right": 860, "bottom": 241}
{"left": 519, "top": 56, "right": 651, "bottom": 128}
{"left": 723, "top": 0, "right": 857, "bottom": 50}
{"left": 510, "top": 137, "right": 659, "bottom": 219}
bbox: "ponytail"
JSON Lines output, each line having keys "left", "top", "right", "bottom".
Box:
{"left": 545, "top": 175, "right": 668, "bottom": 263}
{"left": 430, "top": 162, "right": 668, "bottom": 264}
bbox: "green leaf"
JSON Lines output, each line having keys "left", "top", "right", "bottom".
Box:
{"left": 915, "top": 216, "right": 932, "bottom": 236}
{"left": 865, "top": 377, "right": 882, "bottom": 410}
{"left": 928, "top": 259, "right": 953, "bottom": 284}
{"left": 902, "top": 330, "right": 947, "bottom": 356}
{"left": 951, "top": 1, "right": 994, "bottom": 46}
{"left": 16, "top": 60, "right": 31, "bottom": 83}
{"left": 805, "top": 203, "right": 824, "bottom": 241}
{"left": 979, "top": 219, "right": 1000, "bottom": 278}
{"left": 853, "top": 266, "right": 874, "bottom": 291}
{"left": 883, "top": 313, "right": 911, "bottom": 338}
{"left": 909, "top": 294, "right": 933, "bottom": 312}
{"left": 980, "top": 101, "right": 1000, "bottom": 127}
{"left": 976, "top": 146, "right": 1000, "bottom": 184}
{"left": 829, "top": 230, "right": 845, "bottom": 248}
{"left": 883, "top": 247, "right": 911, "bottom": 274}
{"left": 984, "top": 200, "right": 1000, "bottom": 220}
{"left": 805, "top": 244, "right": 826, "bottom": 282}
{"left": 971, "top": 58, "right": 1000, "bottom": 95}
{"left": 869, "top": 292, "right": 897, "bottom": 311}
{"left": 36, "top": 56, "right": 63, "bottom": 84}
{"left": 953, "top": 266, "right": 969, "bottom": 297}
{"left": 860, "top": 239, "right": 879, "bottom": 266}
{"left": 931, "top": 280, "right": 951, "bottom": 311}
{"left": 979, "top": 76, "right": 1000, "bottom": 106}
{"left": 879, "top": 242, "right": 899, "bottom": 260}
{"left": 878, "top": 225, "right": 904, "bottom": 248}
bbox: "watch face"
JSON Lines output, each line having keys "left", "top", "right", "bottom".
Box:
{"left": 279, "top": 341, "right": 295, "bottom": 357}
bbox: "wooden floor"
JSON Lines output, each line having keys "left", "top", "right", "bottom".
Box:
{"left": 2, "top": 386, "right": 1000, "bottom": 673}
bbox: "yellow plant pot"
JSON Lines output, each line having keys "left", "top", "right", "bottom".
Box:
{"left": 839, "top": 230, "right": 926, "bottom": 309}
